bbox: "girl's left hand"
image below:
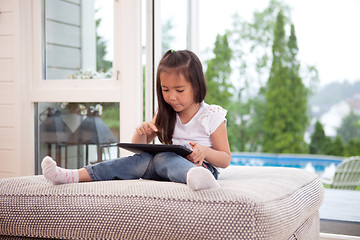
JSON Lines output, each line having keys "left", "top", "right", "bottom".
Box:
{"left": 186, "top": 142, "right": 206, "bottom": 166}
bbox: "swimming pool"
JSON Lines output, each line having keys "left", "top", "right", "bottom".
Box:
{"left": 231, "top": 153, "right": 344, "bottom": 178}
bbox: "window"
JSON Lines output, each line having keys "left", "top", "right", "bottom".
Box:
{"left": 43, "top": 0, "right": 113, "bottom": 80}
{"left": 35, "top": 102, "right": 119, "bottom": 174}
{"left": 31, "top": 0, "right": 143, "bottom": 173}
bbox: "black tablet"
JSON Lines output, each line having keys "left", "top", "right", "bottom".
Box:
{"left": 117, "top": 143, "right": 193, "bottom": 157}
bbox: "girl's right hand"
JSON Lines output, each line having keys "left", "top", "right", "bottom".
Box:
{"left": 136, "top": 121, "right": 158, "bottom": 136}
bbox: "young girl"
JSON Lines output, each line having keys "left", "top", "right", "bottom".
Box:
{"left": 41, "top": 50, "right": 231, "bottom": 191}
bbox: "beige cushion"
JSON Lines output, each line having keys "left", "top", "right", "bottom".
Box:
{"left": 0, "top": 166, "right": 324, "bottom": 239}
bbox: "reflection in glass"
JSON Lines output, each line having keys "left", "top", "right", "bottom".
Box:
{"left": 36, "top": 102, "right": 119, "bottom": 174}
{"left": 43, "top": 0, "right": 113, "bottom": 80}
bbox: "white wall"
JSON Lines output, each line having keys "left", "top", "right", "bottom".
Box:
{"left": 0, "top": 0, "right": 32, "bottom": 178}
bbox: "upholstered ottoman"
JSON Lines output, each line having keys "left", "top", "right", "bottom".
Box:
{"left": 0, "top": 166, "right": 324, "bottom": 240}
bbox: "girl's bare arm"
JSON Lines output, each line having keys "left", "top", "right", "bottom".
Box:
{"left": 204, "top": 121, "right": 231, "bottom": 168}
{"left": 187, "top": 121, "right": 231, "bottom": 168}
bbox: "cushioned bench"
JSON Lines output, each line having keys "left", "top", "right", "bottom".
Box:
{"left": 0, "top": 166, "right": 324, "bottom": 240}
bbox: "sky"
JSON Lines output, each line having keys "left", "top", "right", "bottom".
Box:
{"left": 162, "top": 0, "right": 360, "bottom": 87}
{"left": 96, "top": 0, "right": 360, "bottom": 88}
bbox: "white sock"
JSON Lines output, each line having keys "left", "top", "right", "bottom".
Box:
{"left": 41, "top": 156, "right": 79, "bottom": 184}
{"left": 186, "top": 167, "right": 220, "bottom": 191}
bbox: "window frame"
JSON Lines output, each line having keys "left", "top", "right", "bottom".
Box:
{"left": 30, "top": 0, "right": 144, "bottom": 162}
{"left": 31, "top": 0, "right": 122, "bottom": 103}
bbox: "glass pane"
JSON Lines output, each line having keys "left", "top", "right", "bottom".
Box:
{"left": 35, "top": 102, "right": 119, "bottom": 174}
{"left": 160, "top": 0, "right": 188, "bottom": 55}
{"left": 43, "top": 0, "right": 113, "bottom": 80}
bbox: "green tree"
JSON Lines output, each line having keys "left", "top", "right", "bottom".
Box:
{"left": 285, "top": 24, "right": 308, "bottom": 152}
{"left": 262, "top": 11, "right": 307, "bottom": 153}
{"left": 205, "top": 33, "right": 241, "bottom": 151}
{"left": 309, "top": 120, "right": 327, "bottom": 154}
{"left": 337, "top": 110, "right": 360, "bottom": 144}
{"left": 325, "top": 136, "right": 345, "bottom": 156}
{"left": 227, "top": 0, "right": 319, "bottom": 152}
{"left": 205, "top": 33, "right": 233, "bottom": 108}
{"left": 262, "top": 10, "right": 287, "bottom": 153}
{"left": 345, "top": 138, "right": 360, "bottom": 156}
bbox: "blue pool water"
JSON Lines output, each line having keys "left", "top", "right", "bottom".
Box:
{"left": 231, "top": 153, "right": 344, "bottom": 177}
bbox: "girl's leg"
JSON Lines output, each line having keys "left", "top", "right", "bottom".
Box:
{"left": 79, "top": 168, "right": 92, "bottom": 182}
{"left": 85, "top": 152, "right": 154, "bottom": 181}
{"left": 152, "top": 152, "right": 220, "bottom": 190}
{"left": 41, "top": 152, "right": 154, "bottom": 184}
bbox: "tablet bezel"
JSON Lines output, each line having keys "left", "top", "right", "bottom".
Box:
{"left": 117, "top": 143, "right": 193, "bottom": 157}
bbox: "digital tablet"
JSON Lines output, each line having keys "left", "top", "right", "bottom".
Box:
{"left": 117, "top": 143, "right": 193, "bottom": 157}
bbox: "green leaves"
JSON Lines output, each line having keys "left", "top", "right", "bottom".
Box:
{"left": 262, "top": 10, "right": 308, "bottom": 153}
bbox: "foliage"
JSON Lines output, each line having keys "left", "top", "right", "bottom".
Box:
{"left": 345, "top": 138, "right": 360, "bottom": 156}
{"left": 326, "top": 136, "right": 345, "bottom": 156}
{"left": 337, "top": 110, "right": 360, "bottom": 144}
{"left": 101, "top": 103, "right": 120, "bottom": 130}
{"left": 262, "top": 11, "right": 308, "bottom": 153}
{"left": 230, "top": 0, "right": 292, "bottom": 93}
{"left": 309, "top": 120, "right": 327, "bottom": 154}
{"left": 96, "top": 12, "right": 112, "bottom": 72}
{"left": 224, "top": 0, "right": 292, "bottom": 152}
{"left": 205, "top": 33, "right": 233, "bottom": 107}
{"left": 205, "top": 33, "right": 246, "bottom": 151}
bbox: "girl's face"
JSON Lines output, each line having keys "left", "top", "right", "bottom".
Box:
{"left": 160, "top": 71, "right": 197, "bottom": 114}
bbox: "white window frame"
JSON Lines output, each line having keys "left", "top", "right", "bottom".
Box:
{"left": 29, "top": 0, "right": 143, "bottom": 163}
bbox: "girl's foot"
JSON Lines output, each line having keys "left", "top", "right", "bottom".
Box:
{"left": 41, "top": 156, "right": 79, "bottom": 184}
{"left": 186, "top": 167, "right": 220, "bottom": 191}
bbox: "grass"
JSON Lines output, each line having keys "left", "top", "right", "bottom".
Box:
{"left": 323, "top": 184, "right": 360, "bottom": 191}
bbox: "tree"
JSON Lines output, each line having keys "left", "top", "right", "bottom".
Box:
{"left": 345, "top": 138, "right": 360, "bottom": 156}
{"left": 96, "top": 16, "right": 111, "bottom": 72}
{"left": 205, "top": 33, "right": 242, "bottom": 151}
{"left": 205, "top": 33, "right": 233, "bottom": 108}
{"left": 226, "top": 0, "right": 319, "bottom": 152}
{"left": 285, "top": 24, "right": 308, "bottom": 152}
{"left": 309, "top": 120, "right": 327, "bottom": 154}
{"left": 262, "top": 11, "right": 308, "bottom": 153}
{"left": 325, "top": 136, "right": 345, "bottom": 156}
{"left": 337, "top": 110, "right": 360, "bottom": 144}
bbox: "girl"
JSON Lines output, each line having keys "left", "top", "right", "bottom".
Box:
{"left": 41, "top": 50, "right": 231, "bottom": 191}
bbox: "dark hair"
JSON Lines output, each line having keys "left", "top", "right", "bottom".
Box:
{"left": 155, "top": 50, "right": 207, "bottom": 144}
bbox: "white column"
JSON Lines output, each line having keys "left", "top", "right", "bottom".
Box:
{"left": 81, "top": 0, "right": 96, "bottom": 70}
{"left": 187, "top": 0, "right": 199, "bottom": 55}
{"left": 145, "top": 0, "right": 154, "bottom": 122}
{"left": 115, "top": 0, "right": 143, "bottom": 155}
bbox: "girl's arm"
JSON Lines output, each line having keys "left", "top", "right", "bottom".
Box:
{"left": 131, "top": 116, "right": 158, "bottom": 144}
{"left": 188, "top": 121, "right": 231, "bottom": 168}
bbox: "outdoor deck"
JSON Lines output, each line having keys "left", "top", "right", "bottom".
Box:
{"left": 320, "top": 189, "right": 360, "bottom": 236}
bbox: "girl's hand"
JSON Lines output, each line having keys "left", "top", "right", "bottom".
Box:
{"left": 136, "top": 121, "right": 158, "bottom": 136}
{"left": 132, "top": 115, "right": 158, "bottom": 144}
{"left": 186, "top": 142, "right": 206, "bottom": 166}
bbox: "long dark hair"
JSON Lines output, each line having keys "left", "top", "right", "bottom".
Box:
{"left": 155, "top": 50, "right": 207, "bottom": 144}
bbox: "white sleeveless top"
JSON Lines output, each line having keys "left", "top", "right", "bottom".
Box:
{"left": 172, "top": 102, "right": 227, "bottom": 149}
